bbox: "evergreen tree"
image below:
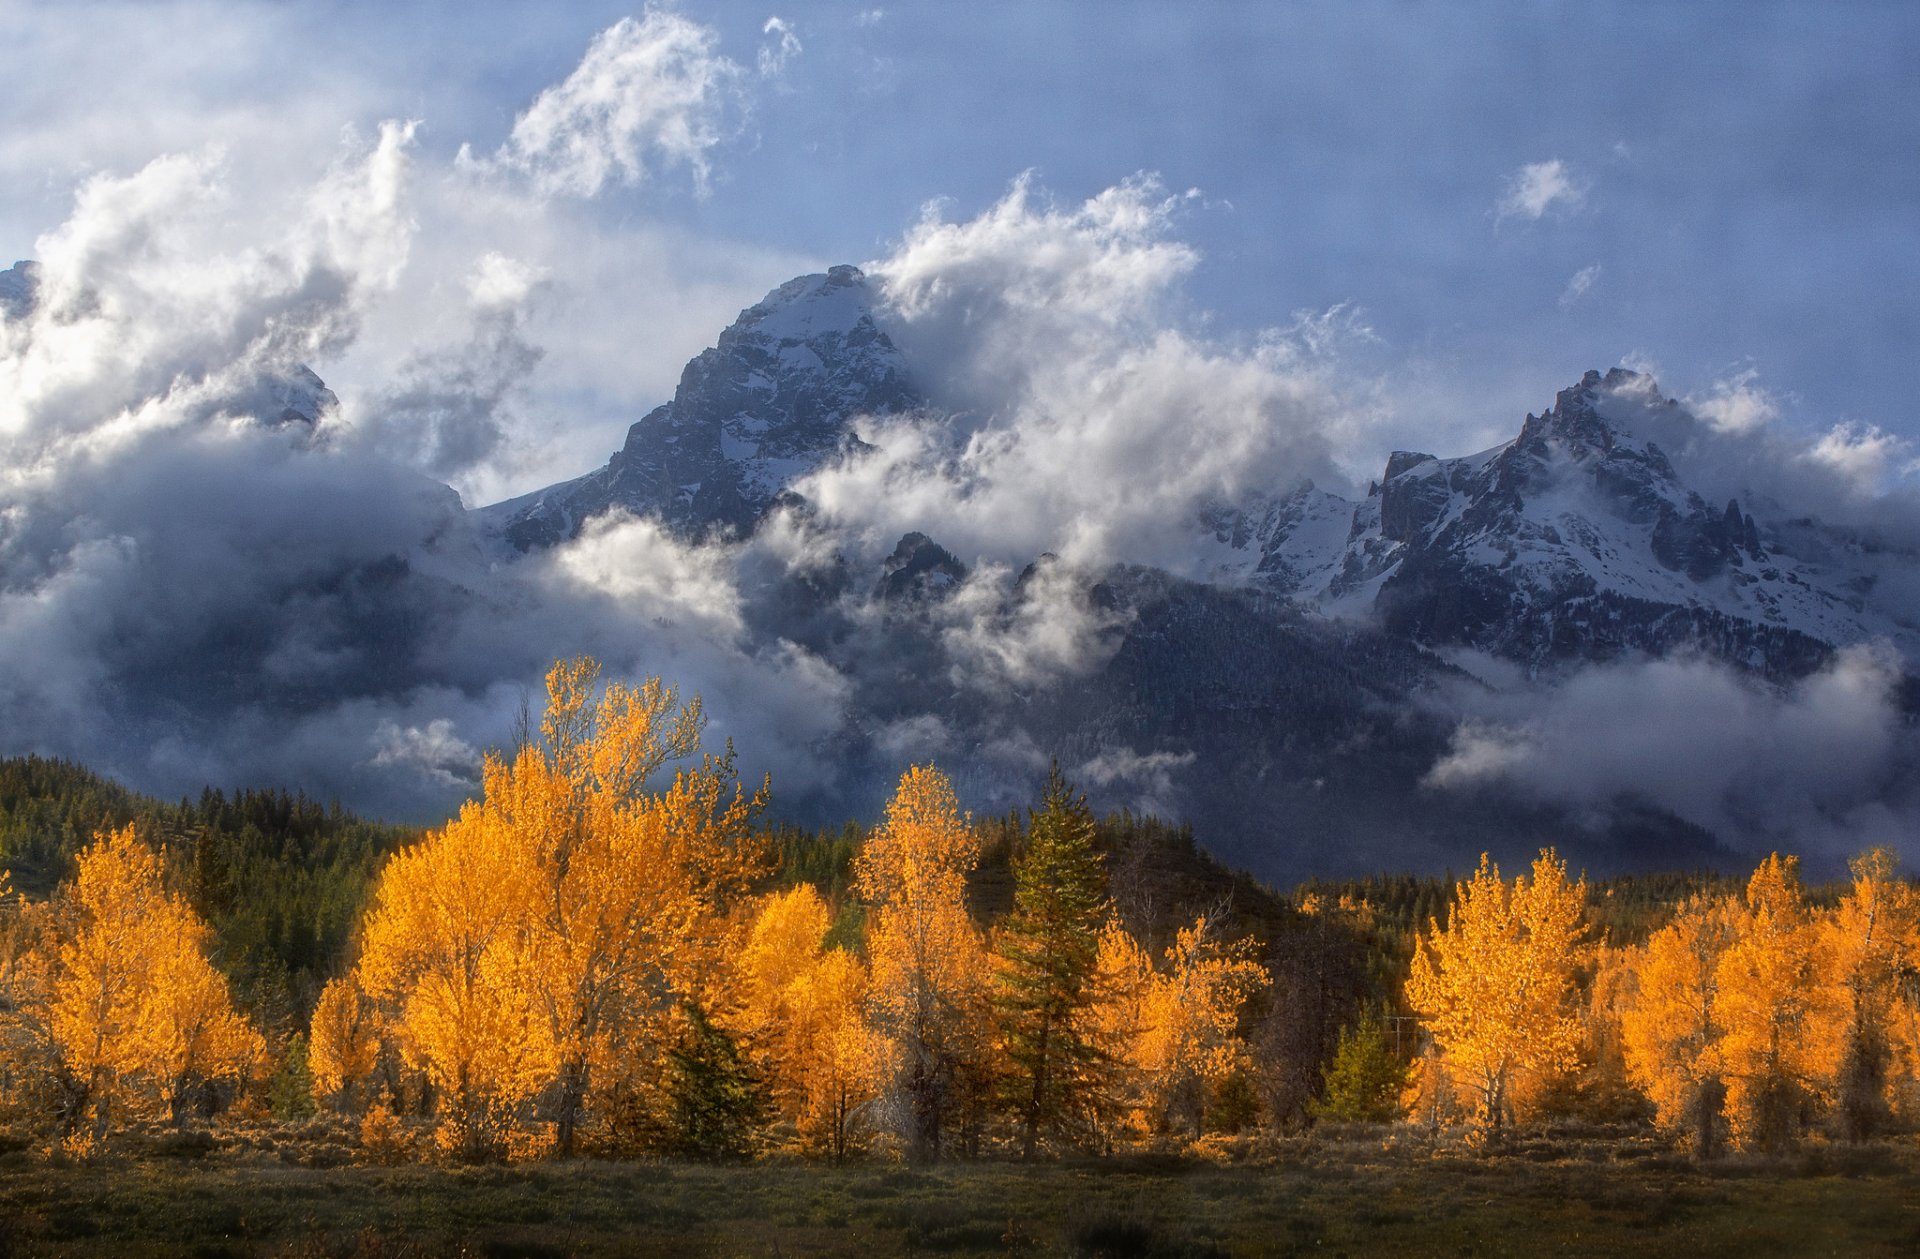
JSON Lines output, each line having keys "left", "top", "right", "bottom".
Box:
{"left": 662, "top": 1002, "right": 766, "bottom": 1160}
{"left": 993, "top": 764, "right": 1107, "bottom": 1159}
{"left": 1311, "top": 1014, "right": 1407, "bottom": 1123}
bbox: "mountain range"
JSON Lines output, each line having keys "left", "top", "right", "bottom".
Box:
{"left": 468, "top": 267, "right": 1919, "bottom": 875}
{"left": 6, "top": 258, "right": 1914, "bottom": 880}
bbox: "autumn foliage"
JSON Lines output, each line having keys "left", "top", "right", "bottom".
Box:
{"left": 3, "top": 659, "right": 1919, "bottom": 1168}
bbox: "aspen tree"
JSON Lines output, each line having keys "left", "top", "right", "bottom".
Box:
{"left": 856, "top": 764, "right": 988, "bottom": 1162}
{"left": 1405, "top": 849, "right": 1586, "bottom": 1141}
{"left": 1074, "top": 915, "right": 1155, "bottom": 1151}
{"left": 1135, "top": 912, "right": 1267, "bottom": 1140}
{"left": 1715, "top": 853, "right": 1833, "bottom": 1152}
{"left": 46, "top": 827, "right": 260, "bottom": 1143}
{"left": 1621, "top": 895, "right": 1739, "bottom": 1157}
{"left": 347, "top": 657, "right": 764, "bottom": 1159}
{"left": 308, "top": 974, "right": 380, "bottom": 1113}
{"left": 1818, "top": 849, "right": 1920, "bottom": 1142}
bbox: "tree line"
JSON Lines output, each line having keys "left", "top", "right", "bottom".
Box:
{"left": 0, "top": 659, "right": 1915, "bottom": 1163}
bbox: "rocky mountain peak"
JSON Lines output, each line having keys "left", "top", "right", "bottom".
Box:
{"left": 482, "top": 266, "right": 921, "bottom": 549}
{"left": 876, "top": 531, "right": 967, "bottom": 602}
{"left": 0, "top": 260, "right": 38, "bottom": 319}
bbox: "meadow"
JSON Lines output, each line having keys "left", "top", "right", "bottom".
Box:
{"left": 2, "top": 1128, "right": 1917, "bottom": 1257}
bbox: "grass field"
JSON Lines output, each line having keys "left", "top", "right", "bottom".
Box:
{"left": 2, "top": 1132, "right": 1918, "bottom": 1257}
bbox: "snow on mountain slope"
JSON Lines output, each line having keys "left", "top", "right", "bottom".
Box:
{"left": 479, "top": 265, "right": 917, "bottom": 550}
{"left": 479, "top": 257, "right": 1912, "bottom": 683}
{"left": 1233, "top": 368, "right": 1918, "bottom": 674}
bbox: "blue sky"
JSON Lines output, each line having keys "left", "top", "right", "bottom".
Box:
{"left": 3, "top": 1, "right": 1916, "bottom": 499}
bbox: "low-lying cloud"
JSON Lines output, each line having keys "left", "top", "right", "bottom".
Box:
{"left": 1426, "top": 646, "right": 1915, "bottom": 864}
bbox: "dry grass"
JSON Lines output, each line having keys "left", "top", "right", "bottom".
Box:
{"left": 0, "top": 1126, "right": 1916, "bottom": 1256}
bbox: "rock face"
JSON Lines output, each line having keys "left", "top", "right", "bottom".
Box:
{"left": 1228, "top": 368, "right": 1912, "bottom": 678}
{"left": 0, "top": 260, "right": 38, "bottom": 319}
{"left": 480, "top": 266, "right": 917, "bottom": 550}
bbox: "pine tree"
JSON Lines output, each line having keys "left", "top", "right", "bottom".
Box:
{"left": 1312, "top": 1014, "right": 1408, "bottom": 1123}
{"left": 662, "top": 1002, "right": 765, "bottom": 1160}
{"left": 993, "top": 764, "right": 1107, "bottom": 1159}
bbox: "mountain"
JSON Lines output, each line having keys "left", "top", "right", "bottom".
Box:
{"left": 1222, "top": 368, "right": 1917, "bottom": 679}
{"left": 10, "top": 255, "right": 1905, "bottom": 881}
{"left": 487, "top": 272, "right": 1907, "bottom": 686}
{"left": 479, "top": 265, "right": 917, "bottom": 550}
{"left": 0, "top": 259, "right": 38, "bottom": 318}
{"left": 463, "top": 268, "right": 1920, "bottom": 874}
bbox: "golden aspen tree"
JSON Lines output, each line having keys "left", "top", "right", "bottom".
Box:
{"left": 790, "top": 947, "right": 888, "bottom": 1161}
{"left": 736, "top": 884, "right": 833, "bottom": 1123}
{"left": 1134, "top": 912, "right": 1267, "bottom": 1141}
{"left": 1405, "top": 849, "right": 1587, "bottom": 1141}
{"left": 856, "top": 764, "right": 989, "bottom": 1162}
{"left": 1621, "top": 895, "right": 1740, "bottom": 1157}
{"left": 0, "top": 870, "right": 57, "bottom": 1120}
{"left": 147, "top": 914, "right": 264, "bottom": 1125}
{"left": 355, "top": 787, "right": 554, "bottom": 1160}
{"left": 1715, "top": 853, "right": 1834, "bottom": 1152}
{"left": 1073, "top": 915, "right": 1155, "bottom": 1151}
{"left": 345, "top": 657, "right": 764, "bottom": 1160}
{"left": 309, "top": 973, "right": 381, "bottom": 1113}
{"left": 1815, "top": 848, "right": 1918, "bottom": 1142}
{"left": 45, "top": 827, "right": 259, "bottom": 1145}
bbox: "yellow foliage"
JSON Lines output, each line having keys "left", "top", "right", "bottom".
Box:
{"left": 309, "top": 974, "right": 381, "bottom": 1113}
{"left": 1715, "top": 852, "right": 1836, "bottom": 1152}
{"left": 1134, "top": 913, "right": 1267, "bottom": 1141}
{"left": 343, "top": 657, "right": 765, "bottom": 1159}
{"left": 856, "top": 765, "right": 990, "bottom": 1159}
{"left": 1813, "top": 849, "right": 1918, "bottom": 1141}
{"left": 1072, "top": 916, "right": 1154, "bottom": 1150}
{"left": 45, "top": 827, "right": 261, "bottom": 1137}
{"left": 1621, "top": 895, "right": 1739, "bottom": 1153}
{"left": 357, "top": 1106, "right": 413, "bottom": 1164}
{"left": 1405, "top": 849, "right": 1587, "bottom": 1139}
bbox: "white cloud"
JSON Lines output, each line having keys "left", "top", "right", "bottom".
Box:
{"left": 462, "top": 11, "right": 745, "bottom": 199}
{"left": 1806, "top": 421, "right": 1918, "bottom": 494}
{"left": 1076, "top": 746, "right": 1197, "bottom": 817}
{"left": 1558, "top": 262, "right": 1601, "bottom": 309}
{"left": 759, "top": 17, "right": 803, "bottom": 78}
{"left": 1497, "top": 158, "right": 1585, "bottom": 222}
{"left": 372, "top": 717, "right": 481, "bottom": 790}
{"left": 786, "top": 174, "right": 1360, "bottom": 577}
{"left": 1687, "top": 367, "right": 1778, "bottom": 434}
{"left": 549, "top": 510, "right": 746, "bottom": 639}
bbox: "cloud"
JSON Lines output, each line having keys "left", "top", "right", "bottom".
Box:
{"left": 461, "top": 11, "right": 746, "bottom": 199}
{"left": 1497, "top": 158, "right": 1585, "bottom": 222}
{"left": 1806, "top": 421, "right": 1918, "bottom": 494}
{"left": 1687, "top": 367, "right": 1778, "bottom": 434}
{"left": 759, "top": 17, "right": 803, "bottom": 78}
{"left": 1076, "top": 746, "right": 1197, "bottom": 817}
{"left": 1558, "top": 262, "right": 1601, "bottom": 309}
{"left": 786, "top": 174, "right": 1360, "bottom": 577}
{"left": 372, "top": 717, "right": 482, "bottom": 791}
{"left": 1426, "top": 646, "right": 1913, "bottom": 862}
{"left": 0, "top": 24, "right": 852, "bottom": 824}
{"left": 337, "top": 251, "right": 548, "bottom": 481}
{"left": 934, "top": 557, "right": 1129, "bottom": 691}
